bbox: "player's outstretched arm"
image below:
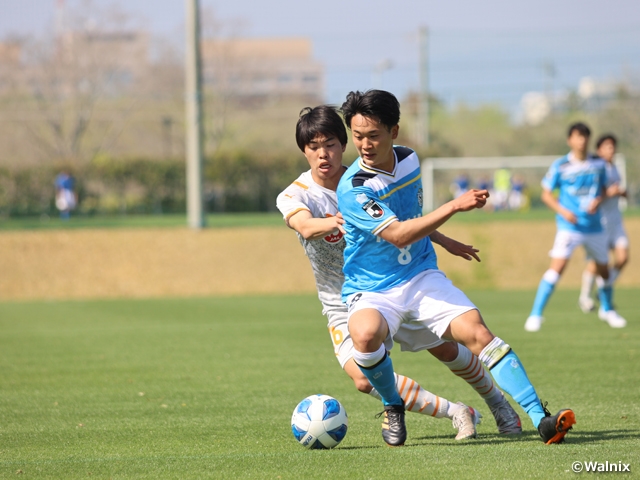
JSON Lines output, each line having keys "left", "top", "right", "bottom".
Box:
{"left": 287, "top": 210, "right": 345, "bottom": 240}
{"left": 430, "top": 231, "right": 481, "bottom": 262}
{"left": 541, "top": 188, "right": 577, "bottom": 224}
{"left": 379, "top": 189, "right": 488, "bottom": 249}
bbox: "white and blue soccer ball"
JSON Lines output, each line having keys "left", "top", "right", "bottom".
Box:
{"left": 291, "top": 394, "right": 348, "bottom": 449}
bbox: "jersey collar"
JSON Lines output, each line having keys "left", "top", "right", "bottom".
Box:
{"left": 357, "top": 149, "right": 398, "bottom": 177}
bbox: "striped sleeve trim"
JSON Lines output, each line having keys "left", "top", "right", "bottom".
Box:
{"left": 371, "top": 216, "right": 398, "bottom": 235}
{"left": 284, "top": 207, "right": 311, "bottom": 222}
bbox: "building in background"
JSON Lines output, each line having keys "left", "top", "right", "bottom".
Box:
{"left": 201, "top": 38, "right": 324, "bottom": 101}
{"left": 54, "top": 29, "right": 151, "bottom": 96}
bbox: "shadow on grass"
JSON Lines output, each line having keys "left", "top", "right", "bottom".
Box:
{"left": 562, "top": 428, "right": 638, "bottom": 444}
{"left": 333, "top": 428, "right": 634, "bottom": 450}
{"left": 412, "top": 431, "right": 539, "bottom": 445}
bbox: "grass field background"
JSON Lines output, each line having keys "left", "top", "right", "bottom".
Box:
{"left": 1, "top": 290, "right": 638, "bottom": 479}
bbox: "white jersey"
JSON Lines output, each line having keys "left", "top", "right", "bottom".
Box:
{"left": 276, "top": 170, "right": 345, "bottom": 312}
{"left": 600, "top": 162, "right": 623, "bottom": 228}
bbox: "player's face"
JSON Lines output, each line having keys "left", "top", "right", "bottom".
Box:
{"left": 597, "top": 139, "right": 616, "bottom": 163}
{"left": 304, "top": 134, "right": 346, "bottom": 186}
{"left": 350, "top": 114, "right": 398, "bottom": 172}
{"left": 567, "top": 131, "right": 589, "bottom": 157}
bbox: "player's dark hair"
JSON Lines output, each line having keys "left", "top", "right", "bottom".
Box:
{"left": 295, "top": 105, "right": 348, "bottom": 152}
{"left": 596, "top": 133, "right": 617, "bottom": 149}
{"left": 341, "top": 90, "right": 400, "bottom": 131}
{"left": 567, "top": 122, "right": 591, "bottom": 138}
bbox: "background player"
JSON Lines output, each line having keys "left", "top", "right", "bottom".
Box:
{"left": 525, "top": 123, "right": 626, "bottom": 332}
{"left": 336, "top": 89, "right": 574, "bottom": 447}
{"left": 277, "top": 105, "right": 521, "bottom": 441}
{"left": 578, "top": 134, "right": 630, "bottom": 318}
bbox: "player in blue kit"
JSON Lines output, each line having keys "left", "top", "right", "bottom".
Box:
{"left": 336, "top": 89, "right": 575, "bottom": 447}
{"left": 525, "top": 123, "right": 626, "bottom": 332}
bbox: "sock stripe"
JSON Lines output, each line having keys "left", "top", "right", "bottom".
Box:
{"left": 430, "top": 396, "right": 440, "bottom": 417}
{"left": 398, "top": 378, "right": 412, "bottom": 398}
{"left": 455, "top": 358, "right": 484, "bottom": 381}
{"left": 449, "top": 357, "right": 475, "bottom": 374}
{"left": 397, "top": 375, "right": 409, "bottom": 394}
{"left": 477, "top": 384, "right": 494, "bottom": 395}
{"left": 405, "top": 382, "right": 420, "bottom": 411}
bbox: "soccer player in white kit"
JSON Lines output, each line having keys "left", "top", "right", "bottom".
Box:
{"left": 578, "top": 134, "right": 629, "bottom": 320}
{"left": 277, "top": 105, "right": 522, "bottom": 441}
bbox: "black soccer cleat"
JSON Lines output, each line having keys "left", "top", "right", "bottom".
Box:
{"left": 377, "top": 404, "right": 406, "bottom": 446}
{"left": 538, "top": 403, "right": 576, "bottom": 445}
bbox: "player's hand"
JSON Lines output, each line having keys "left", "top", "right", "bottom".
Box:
{"left": 452, "top": 189, "right": 489, "bottom": 212}
{"left": 586, "top": 197, "right": 601, "bottom": 215}
{"left": 437, "top": 235, "right": 481, "bottom": 262}
{"left": 334, "top": 212, "right": 346, "bottom": 235}
{"left": 560, "top": 208, "right": 578, "bottom": 224}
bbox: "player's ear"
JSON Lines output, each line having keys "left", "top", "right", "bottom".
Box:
{"left": 341, "top": 143, "right": 347, "bottom": 153}
{"left": 391, "top": 125, "right": 399, "bottom": 140}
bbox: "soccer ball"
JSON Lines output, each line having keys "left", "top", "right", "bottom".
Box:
{"left": 291, "top": 394, "right": 348, "bottom": 449}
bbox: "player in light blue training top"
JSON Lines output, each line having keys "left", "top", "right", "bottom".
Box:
{"left": 339, "top": 145, "right": 438, "bottom": 299}
{"left": 336, "top": 89, "right": 575, "bottom": 448}
{"left": 525, "top": 122, "right": 626, "bottom": 332}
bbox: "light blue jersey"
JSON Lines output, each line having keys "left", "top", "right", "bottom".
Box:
{"left": 337, "top": 146, "right": 438, "bottom": 301}
{"left": 541, "top": 153, "right": 607, "bottom": 233}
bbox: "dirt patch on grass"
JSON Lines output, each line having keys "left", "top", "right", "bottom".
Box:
{"left": 1, "top": 219, "right": 638, "bottom": 300}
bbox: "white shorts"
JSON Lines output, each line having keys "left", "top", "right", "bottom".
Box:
{"left": 549, "top": 230, "right": 609, "bottom": 264}
{"left": 604, "top": 221, "right": 629, "bottom": 250}
{"left": 325, "top": 304, "right": 446, "bottom": 369}
{"left": 584, "top": 222, "right": 629, "bottom": 261}
{"left": 345, "top": 269, "right": 476, "bottom": 351}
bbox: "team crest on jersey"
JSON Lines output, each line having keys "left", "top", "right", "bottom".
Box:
{"left": 417, "top": 187, "right": 423, "bottom": 208}
{"left": 363, "top": 199, "right": 384, "bottom": 219}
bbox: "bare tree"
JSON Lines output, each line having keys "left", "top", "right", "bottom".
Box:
{"left": 9, "top": 0, "right": 149, "bottom": 164}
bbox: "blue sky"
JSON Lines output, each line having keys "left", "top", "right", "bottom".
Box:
{"left": 3, "top": 0, "right": 640, "bottom": 110}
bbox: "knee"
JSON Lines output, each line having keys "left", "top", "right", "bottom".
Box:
{"left": 349, "top": 316, "right": 387, "bottom": 352}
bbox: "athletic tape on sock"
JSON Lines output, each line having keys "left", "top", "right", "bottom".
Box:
{"left": 479, "top": 337, "right": 511, "bottom": 369}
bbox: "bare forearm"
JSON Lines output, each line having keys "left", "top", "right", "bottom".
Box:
{"left": 288, "top": 212, "right": 344, "bottom": 240}
{"left": 381, "top": 203, "right": 458, "bottom": 248}
{"left": 541, "top": 190, "right": 562, "bottom": 214}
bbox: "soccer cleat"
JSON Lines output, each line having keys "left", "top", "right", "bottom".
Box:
{"left": 524, "top": 315, "right": 543, "bottom": 332}
{"left": 538, "top": 403, "right": 576, "bottom": 444}
{"left": 598, "top": 309, "right": 627, "bottom": 328}
{"left": 452, "top": 402, "right": 482, "bottom": 440}
{"left": 376, "top": 404, "right": 406, "bottom": 446}
{"left": 578, "top": 296, "right": 595, "bottom": 313}
{"left": 489, "top": 397, "right": 522, "bottom": 435}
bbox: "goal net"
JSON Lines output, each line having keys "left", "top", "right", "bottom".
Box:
{"left": 421, "top": 154, "right": 627, "bottom": 212}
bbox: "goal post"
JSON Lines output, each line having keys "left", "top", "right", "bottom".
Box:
{"left": 421, "top": 154, "right": 627, "bottom": 212}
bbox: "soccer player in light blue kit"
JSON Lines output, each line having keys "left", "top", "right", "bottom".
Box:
{"left": 336, "top": 89, "right": 575, "bottom": 447}
{"left": 525, "top": 123, "right": 627, "bottom": 332}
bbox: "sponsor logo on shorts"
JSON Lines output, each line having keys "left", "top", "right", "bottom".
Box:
{"left": 348, "top": 293, "right": 362, "bottom": 311}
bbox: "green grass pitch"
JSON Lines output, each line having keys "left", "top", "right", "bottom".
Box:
{"left": 0, "top": 290, "right": 638, "bottom": 479}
